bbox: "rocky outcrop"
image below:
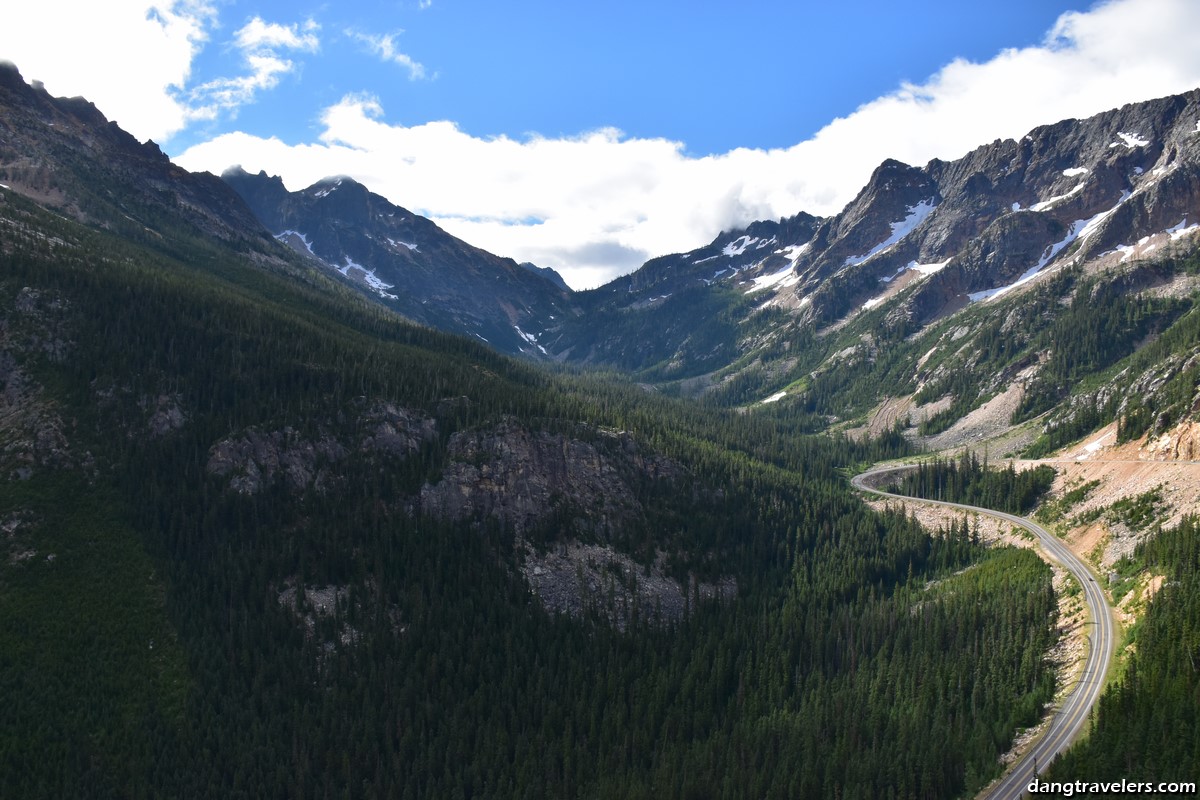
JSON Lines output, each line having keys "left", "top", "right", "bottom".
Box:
{"left": 419, "top": 420, "right": 682, "bottom": 537}
{"left": 1143, "top": 419, "right": 1200, "bottom": 461}
{"left": 141, "top": 394, "right": 187, "bottom": 438}
{"left": 206, "top": 403, "right": 438, "bottom": 495}
{"left": 521, "top": 541, "right": 736, "bottom": 628}
{"left": 357, "top": 402, "right": 437, "bottom": 457}
{"left": 207, "top": 427, "right": 348, "bottom": 495}
{"left": 0, "top": 287, "right": 85, "bottom": 479}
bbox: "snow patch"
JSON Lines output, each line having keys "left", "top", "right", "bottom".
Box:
{"left": 339, "top": 256, "right": 398, "bottom": 300}
{"left": 275, "top": 230, "right": 316, "bottom": 256}
{"left": 861, "top": 295, "right": 886, "bottom": 310}
{"left": 0, "top": 183, "right": 9, "bottom": 190}
{"left": 693, "top": 254, "right": 721, "bottom": 265}
{"left": 1168, "top": 218, "right": 1200, "bottom": 241}
{"left": 844, "top": 199, "right": 937, "bottom": 267}
{"left": 775, "top": 242, "right": 811, "bottom": 264}
{"left": 911, "top": 259, "right": 951, "bottom": 276}
{"left": 387, "top": 238, "right": 419, "bottom": 252}
{"left": 313, "top": 179, "right": 344, "bottom": 199}
{"left": 1133, "top": 166, "right": 1144, "bottom": 175}
{"left": 513, "top": 325, "right": 547, "bottom": 355}
{"left": 1030, "top": 182, "right": 1085, "bottom": 212}
{"left": 1075, "top": 429, "right": 1116, "bottom": 460}
{"left": 761, "top": 391, "right": 787, "bottom": 404}
{"left": 722, "top": 235, "right": 759, "bottom": 258}
{"left": 1077, "top": 191, "right": 1131, "bottom": 241}
{"left": 1110, "top": 132, "right": 1150, "bottom": 149}
{"left": 1062, "top": 167, "right": 1090, "bottom": 177}
{"left": 1011, "top": 201, "right": 1022, "bottom": 212}
{"left": 745, "top": 265, "right": 798, "bottom": 294}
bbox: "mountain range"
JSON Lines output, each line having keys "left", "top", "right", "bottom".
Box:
{"left": 215, "top": 82, "right": 1200, "bottom": 456}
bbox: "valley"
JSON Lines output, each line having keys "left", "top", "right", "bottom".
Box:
{"left": 1, "top": 58, "right": 1199, "bottom": 797}
{"left": 851, "top": 465, "right": 1115, "bottom": 800}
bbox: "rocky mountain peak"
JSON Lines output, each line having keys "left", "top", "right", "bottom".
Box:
{"left": 0, "top": 65, "right": 274, "bottom": 251}
{"left": 223, "top": 168, "right": 577, "bottom": 356}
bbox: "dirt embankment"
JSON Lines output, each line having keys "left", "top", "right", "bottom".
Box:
{"left": 1017, "top": 421, "right": 1200, "bottom": 569}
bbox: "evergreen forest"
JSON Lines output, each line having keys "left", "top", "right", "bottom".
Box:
{"left": 0, "top": 177, "right": 1064, "bottom": 798}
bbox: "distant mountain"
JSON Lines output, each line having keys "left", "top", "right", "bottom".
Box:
{"left": 223, "top": 167, "right": 577, "bottom": 356}
{"left": 519, "top": 260, "right": 571, "bottom": 292}
{"left": 542, "top": 89, "right": 1200, "bottom": 385}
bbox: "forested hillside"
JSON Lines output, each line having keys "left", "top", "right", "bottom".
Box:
{"left": 0, "top": 155, "right": 1058, "bottom": 798}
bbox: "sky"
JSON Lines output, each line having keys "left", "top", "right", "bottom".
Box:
{"left": 5, "top": 1, "right": 1200, "bottom": 289}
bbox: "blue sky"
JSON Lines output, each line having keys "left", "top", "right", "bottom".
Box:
{"left": 5, "top": 0, "right": 1200, "bottom": 288}
{"left": 169, "top": 0, "right": 1087, "bottom": 156}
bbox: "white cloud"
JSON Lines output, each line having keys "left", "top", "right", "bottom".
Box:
{"left": 0, "top": 3, "right": 320, "bottom": 140}
{"left": 188, "top": 16, "right": 319, "bottom": 119}
{"left": 346, "top": 30, "right": 427, "bottom": 80}
{"left": 235, "top": 17, "right": 319, "bottom": 52}
{"left": 0, "top": 0, "right": 215, "bottom": 141}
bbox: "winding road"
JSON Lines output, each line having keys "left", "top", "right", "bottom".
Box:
{"left": 851, "top": 465, "right": 1116, "bottom": 800}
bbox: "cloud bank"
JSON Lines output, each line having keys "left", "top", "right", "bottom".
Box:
{"left": 0, "top": 2, "right": 319, "bottom": 140}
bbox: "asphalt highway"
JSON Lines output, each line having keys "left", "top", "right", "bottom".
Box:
{"left": 851, "top": 465, "right": 1116, "bottom": 800}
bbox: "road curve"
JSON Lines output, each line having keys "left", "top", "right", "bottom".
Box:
{"left": 851, "top": 465, "right": 1116, "bottom": 800}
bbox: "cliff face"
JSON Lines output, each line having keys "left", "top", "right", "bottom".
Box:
{"left": 419, "top": 419, "right": 682, "bottom": 537}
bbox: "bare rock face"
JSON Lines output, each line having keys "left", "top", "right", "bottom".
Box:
{"left": 542, "top": 88, "right": 1200, "bottom": 384}
{"left": 416, "top": 419, "right": 730, "bottom": 624}
{"left": 0, "top": 288, "right": 84, "bottom": 478}
{"left": 207, "top": 427, "right": 348, "bottom": 495}
{"left": 357, "top": 402, "right": 436, "bottom": 457}
{"left": 419, "top": 420, "right": 681, "bottom": 537}
{"left": 142, "top": 394, "right": 187, "bottom": 438}
{"left": 520, "top": 541, "right": 735, "bottom": 628}
{"left": 206, "top": 403, "right": 437, "bottom": 495}
{"left": 0, "top": 63, "right": 272, "bottom": 246}
{"left": 1143, "top": 419, "right": 1200, "bottom": 461}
